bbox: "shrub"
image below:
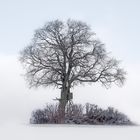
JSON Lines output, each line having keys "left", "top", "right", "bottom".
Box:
{"left": 30, "top": 104, "right": 60, "bottom": 124}
{"left": 84, "top": 104, "right": 132, "bottom": 125}
{"left": 30, "top": 103, "right": 133, "bottom": 125}
{"left": 30, "top": 109, "right": 49, "bottom": 124}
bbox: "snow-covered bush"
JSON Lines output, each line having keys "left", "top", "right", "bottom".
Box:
{"left": 84, "top": 104, "right": 132, "bottom": 125}
{"left": 30, "top": 103, "right": 133, "bottom": 125}
{"left": 65, "top": 104, "right": 84, "bottom": 124}
{"left": 30, "top": 109, "right": 49, "bottom": 124}
{"left": 30, "top": 104, "right": 60, "bottom": 124}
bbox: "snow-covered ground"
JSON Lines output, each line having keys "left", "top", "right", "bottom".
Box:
{"left": 0, "top": 123, "right": 140, "bottom": 140}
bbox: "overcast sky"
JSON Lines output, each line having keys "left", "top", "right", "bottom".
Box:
{"left": 0, "top": 0, "right": 140, "bottom": 124}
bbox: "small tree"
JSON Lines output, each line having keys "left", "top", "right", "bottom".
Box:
{"left": 20, "top": 19, "right": 126, "bottom": 123}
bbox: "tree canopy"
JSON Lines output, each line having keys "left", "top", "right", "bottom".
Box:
{"left": 20, "top": 19, "right": 126, "bottom": 90}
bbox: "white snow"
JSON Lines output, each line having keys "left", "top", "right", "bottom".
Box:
{"left": 0, "top": 123, "right": 140, "bottom": 140}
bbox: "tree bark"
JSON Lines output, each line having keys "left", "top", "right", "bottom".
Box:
{"left": 58, "top": 85, "right": 69, "bottom": 123}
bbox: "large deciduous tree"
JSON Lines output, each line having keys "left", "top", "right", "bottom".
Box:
{"left": 20, "top": 19, "right": 126, "bottom": 123}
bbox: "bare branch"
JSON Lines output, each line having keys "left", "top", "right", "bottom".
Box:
{"left": 20, "top": 19, "right": 126, "bottom": 90}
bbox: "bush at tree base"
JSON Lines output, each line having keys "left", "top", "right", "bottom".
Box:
{"left": 30, "top": 103, "right": 133, "bottom": 125}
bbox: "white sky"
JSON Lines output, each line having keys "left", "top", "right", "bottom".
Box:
{"left": 0, "top": 0, "right": 140, "bottom": 124}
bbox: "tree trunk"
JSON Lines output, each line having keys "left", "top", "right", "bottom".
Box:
{"left": 58, "top": 86, "right": 69, "bottom": 124}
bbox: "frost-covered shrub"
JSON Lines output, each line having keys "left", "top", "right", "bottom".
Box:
{"left": 30, "top": 109, "right": 49, "bottom": 124}
{"left": 30, "top": 103, "right": 133, "bottom": 125}
{"left": 84, "top": 104, "right": 132, "bottom": 125}
{"left": 65, "top": 104, "right": 83, "bottom": 118}
{"left": 44, "top": 104, "right": 60, "bottom": 123}
{"left": 65, "top": 104, "right": 84, "bottom": 124}
{"left": 104, "top": 107, "right": 131, "bottom": 125}
{"left": 30, "top": 104, "right": 60, "bottom": 124}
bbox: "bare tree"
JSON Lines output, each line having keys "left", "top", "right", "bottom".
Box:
{"left": 20, "top": 19, "right": 126, "bottom": 123}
